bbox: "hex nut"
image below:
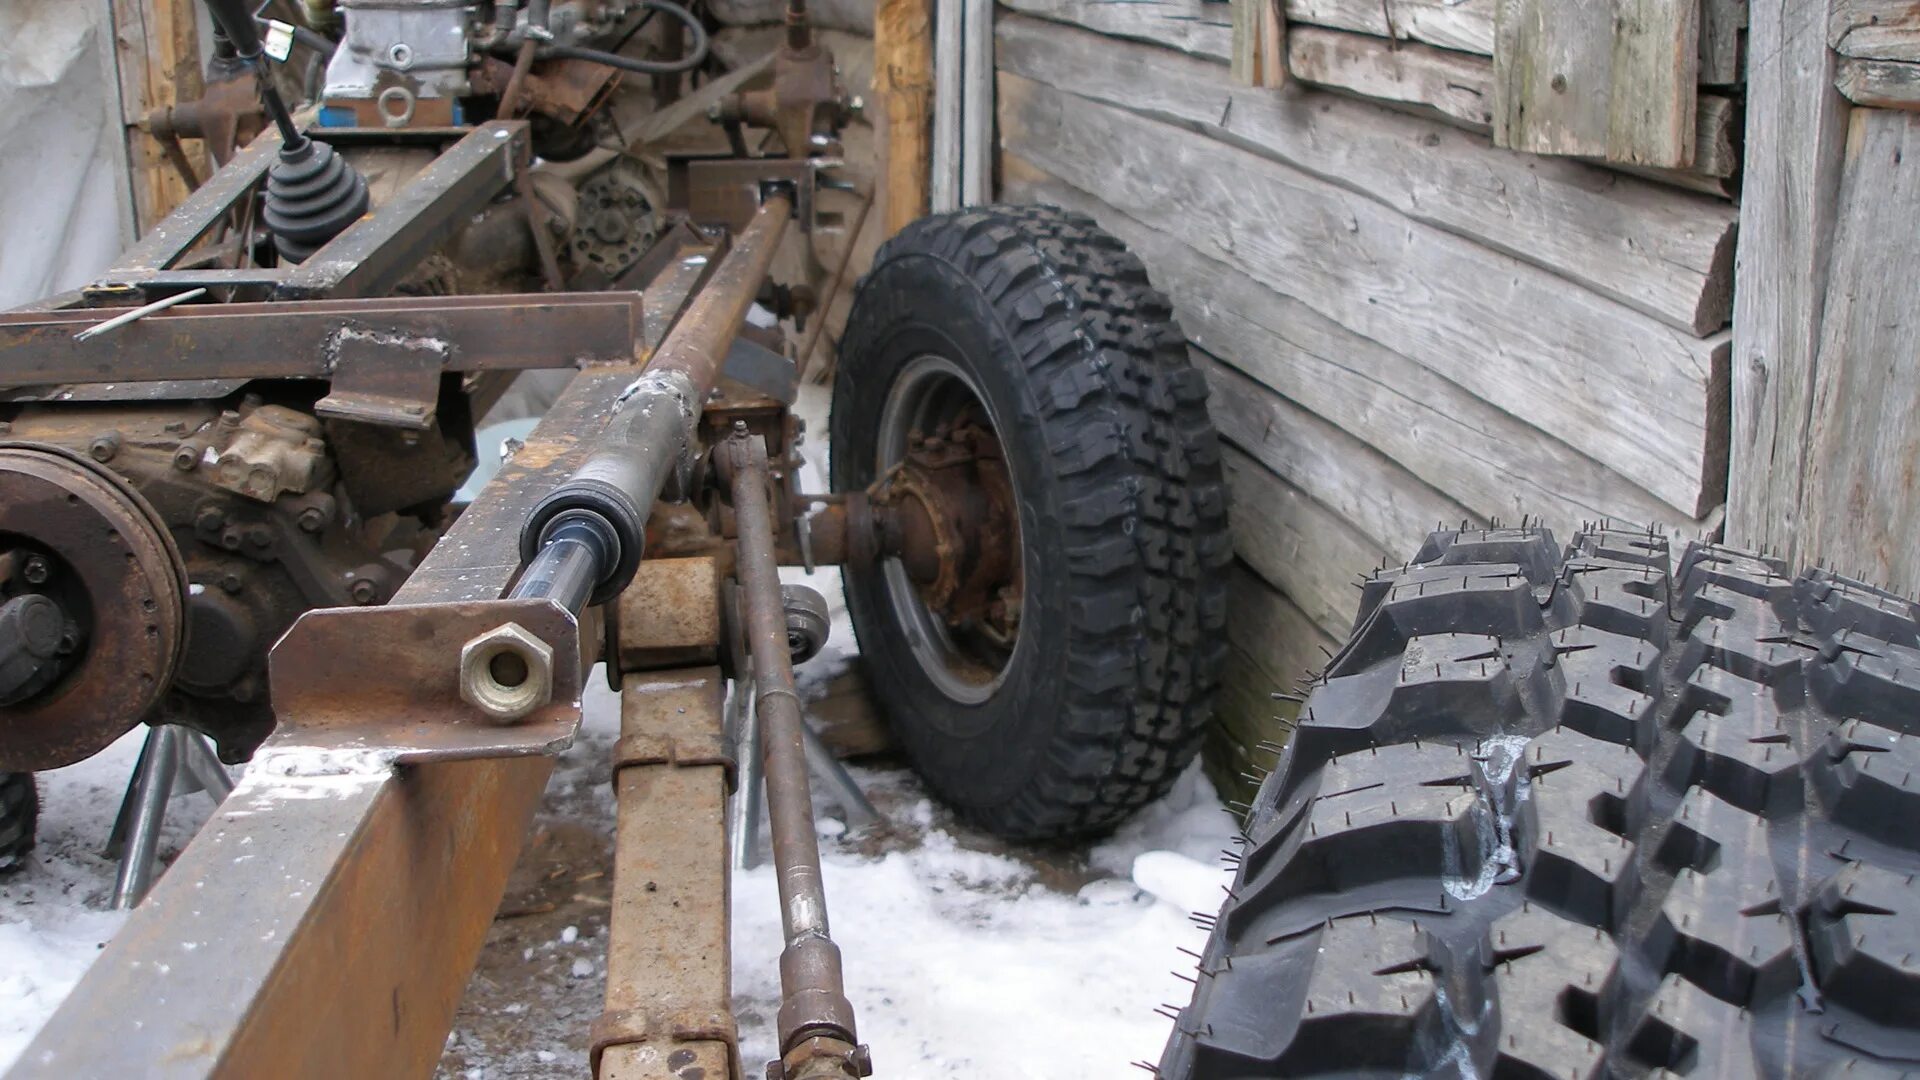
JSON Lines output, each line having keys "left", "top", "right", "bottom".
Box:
{"left": 459, "top": 622, "right": 555, "bottom": 724}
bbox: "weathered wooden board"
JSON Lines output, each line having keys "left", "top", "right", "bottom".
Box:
{"left": 1285, "top": 0, "right": 1495, "bottom": 54}
{"left": 998, "top": 0, "right": 1233, "bottom": 59}
{"left": 1798, "top": 109, "right": 1920, "bottom": 596}
{"left": 1284, "top": 24, "right": 1737, "bottom": 181}
{"left": 996, "top": 15, "right": 1737, "bottom": 333}
{"left": 1837, "top": 57, "right": 1920, "bottom": 109}
{"left": 1289, "top": 25, "right": 1495, "bottom": 126}
{"left": 1831, "top": 0, "right": 1920, "bottom": 62}
{"left": 1492, "top": 0, "right": 1699, "bottom": 168}
{"left": 1231, "top": 0, "right": 1289, "bottom": 87}
{"left": 1210, "top": 564, "right": 1332, "bottom": 805}
{"left": 1220, "top": 440, "right": 1385, "bottom": 640}
{"left": 1725, "top": 0, "right": 1852, "bottom": 559}
{"left": 108, "top": 0, "right": 204, "bottom": 235}
{"left": 1001, "top": 155, "right": 1703, "bottom": 533}
{"left": 877, "top": 0, "right": 934, "bottom": 233}
{"left": 998, "top": 73, "right": 1725, "bottom": 517}
{"left": 1206, "top": 350, "right": 1478, "bottom": 552}
{"left": 1699, "top": 0, "right": 1748, "bottom": 85}
{"left": 710, "top": 0, "right": 875, "bottom": 31}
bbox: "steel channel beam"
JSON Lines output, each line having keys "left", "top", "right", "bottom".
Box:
{"left": 103, "top": 130, "right": 284, "bottom": 278}
{"left": 5, "top": 216, "right": 769, "bottom": 1074}
{"left": 0, "top": 293, "right": 645, "bottom": 389}
{"left": 276, "top": 122, "right": 531, "bottom": 300}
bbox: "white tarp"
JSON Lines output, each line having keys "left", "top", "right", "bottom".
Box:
{"left": 0, "top": 0, "right": 132, "bottom": 309}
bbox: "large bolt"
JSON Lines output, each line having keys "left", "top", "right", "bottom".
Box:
{"left": 297, "top": 505, "right": 327, "bottom": 533}
{"left": 459, "top": 622, "right": 555, "bottom": 724}
{"left": 22, "top": 556, "right": 51, "bottom": 585}
{"left": 349, "top": 578, "right": 379, "bottom": 604}
{"left": 89, "top": 431, "right": 121, "bottom": 462}
{"left": 173, "top": 444, "right": 200, "bottom": 472}
{"left": 195, "top": 505, "right": 225, "bottom": 532}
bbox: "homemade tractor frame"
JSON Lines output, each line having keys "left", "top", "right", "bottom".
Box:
{"left": 0, "top": 0, "right": 1235, "bottom": 1074}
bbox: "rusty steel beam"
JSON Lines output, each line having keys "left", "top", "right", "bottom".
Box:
{"left": 277, "top": 122, "right": 531, "bottom": 300}
{"left": 0, "top": 293, "right": 645, "bottom": 390}
{"left": 7, "top": 187, "right": 799, "bottom": 1079}
{"left": 596, "top": 666, "right": 738, "bottom": 1080}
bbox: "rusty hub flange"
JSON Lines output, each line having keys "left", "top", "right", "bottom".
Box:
{"left": 874, "top": 416, "right": 1023, "bottom": 646}
{"left": 0, "top": 444, "right": 187, "bottom": 771}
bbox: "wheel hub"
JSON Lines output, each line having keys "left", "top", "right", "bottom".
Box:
{"left": 0, "top": 445, "right": 187, "bottom": 771}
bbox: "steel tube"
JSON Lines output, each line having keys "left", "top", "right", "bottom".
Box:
{"left": 111, "top": 726, "right": 180, "bottom": 909}
{"left": 726, "top": 428, "right": 862, "bottom": 1068}
{"left": 519, "top": 194, "right": 793, "bottom": 604}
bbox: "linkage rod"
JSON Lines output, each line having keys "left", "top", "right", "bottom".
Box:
{"left": 724, "top": 426, "right": 868, "bottom": 1079}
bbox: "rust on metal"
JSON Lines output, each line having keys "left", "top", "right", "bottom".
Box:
{"left": 599, "top": 668, "right": 738, "bottom": 1079}
{"left": 0, "top": 445, "right": 187, "bottom": 771}
{"left": 722, "top": 426, "right": 867, "bottom": 1079}
{"left": 0, "top": 292, "right": 646, "bottom": 390}
{"left": 616, "top": 556, "right": 723, "bottom": 671}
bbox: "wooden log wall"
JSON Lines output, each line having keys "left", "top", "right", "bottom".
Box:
{"left": 994, "top": 1, "right": 1741, "bottom": 803}
{"left": 1727, "top": 1, "right": 1920, "bottom": 595}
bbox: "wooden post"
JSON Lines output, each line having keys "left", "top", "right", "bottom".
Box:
{"left": 108, "top": 0, "right": 206, "bottom": 236}
{"left": 932, "top": 0, "right": 965, "bottom": 211}
{"left": 877, "top": 0, "right": 935, "bottom": 234}
{"left": 1724, "top": 0, "right": 1852, "bottom": 557}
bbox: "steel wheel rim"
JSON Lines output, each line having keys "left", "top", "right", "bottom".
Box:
{"left": 874, "top": 354, "right": 1023, "bottom": 705}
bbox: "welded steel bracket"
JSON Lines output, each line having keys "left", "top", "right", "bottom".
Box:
{"left": 266, "top": 597, "right": 585, "bottom": 762}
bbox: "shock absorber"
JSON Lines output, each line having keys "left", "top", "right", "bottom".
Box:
{"left": 199, "top": 0, "right": 369, "bottom": 262}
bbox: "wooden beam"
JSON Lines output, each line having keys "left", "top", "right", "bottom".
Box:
{"left": 1837, "top": 57, "right": 1920, "bottom": 109}
{"left": 998, "top": 0, "right": 1233, "bottom": 60}
{"left": 1797, "top": 109, "right": 1920, "bottom": 595}
{"left": 108, "top": 0, "right": 206, "bottom": 235}
{"left": 1724, "top": 0, "right": 1852, "bottom": 558}
{"left": 998, "top": 73, "right": 1727, "bottom": 517}
{"left": 876, "top": 0, "right": 934, "bottom": 233}
{"left": 1699, "top": 0, "right": 1749, "bottom": 86}
{"left": 1232, "top": 0, "right": 1288, "bottom": 87}
{"left": 995, "top": 14, "right": 1738, "bottom": 334}
{"left": 1001, "top": 155, "right": 1707, "bottom": 533}
{"left": 1285, "top": 0, "right": 1494, "bottom": 54}
{"left": 1831, "top": 0, "right": 1920, "bottom": 62}
{"left": 1288, "top": 25, "right": 1494, "bottom": 126}
{"left": 1491, "top": 0, "right": 1699, "bottom": 168}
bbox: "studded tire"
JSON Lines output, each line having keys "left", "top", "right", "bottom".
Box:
{"left": 0, "top": 772, "right": 36, "bottom": 874}
{"left": 832, "top": 205, "right": 1231, "bottom": 841}
{"left": 1159, "top": 526, "right": 1920, "bottom": 1077}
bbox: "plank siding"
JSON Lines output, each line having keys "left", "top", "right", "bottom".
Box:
{"left": 996, "top": 15, "right": 1737, "bottom": 334}
{"left": 999, "top": 71, "right": 1726, "bottom": 518}
{"left": 1798, "top": 109, "right": 1920, "bottom": 594}
{"left": 998, "top": 0, "right": 1231, "bottom": 58}
{"left": 1725, "top": 0, "right": 1851, "bottom": 558}
{"left": 1001, "top": 157, "right": 1698, "bottom": 535}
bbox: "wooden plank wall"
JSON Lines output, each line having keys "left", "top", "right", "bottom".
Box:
{"left": 994, "top": 1, "right": 1741, "bottom": 802}
{"left": 1727, "top": 2, "right": 1920, "bottom": 594}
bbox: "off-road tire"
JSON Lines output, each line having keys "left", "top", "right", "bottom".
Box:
{"left": 0, "top": 771, "right": 37, "bottom": 873}
{"left": 1160, "top": 526, "right": 1920, "bottom": 1077}
{"left": 832, "top": 205, "right": 1231, "bottom": 841}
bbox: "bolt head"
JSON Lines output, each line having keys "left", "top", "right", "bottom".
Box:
{"left": 22, "top": 555, "right": 51, "bottom": 585}
{"left": 298, "top": 506, "right": 327, "bottom": 532}
{"left": 459, "top": 622, "right": 556, "bottom": 724}
{"left": 349, "top": 578, "right": 378, "bottom": 604}
{"left": 219, "top": 572, "right": 244, "bottom": 594}
{"left": 88, "top": 433, "right": 119, "bottom": 462}
{"left": 173, "top": 445, "right": 199, "bottom": 471}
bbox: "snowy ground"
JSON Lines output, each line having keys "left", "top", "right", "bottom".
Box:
{"left": 0, "top": 383, "right": 1237, "bottom": 1076}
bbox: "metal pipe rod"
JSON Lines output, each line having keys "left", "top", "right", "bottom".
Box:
{"left": 518, "top": 194, "right": 793, "bottom": 606}
{"left": 112, "top": 725, "right": 180, "bottom": 909}
{"left": 725, "top": 426, "right": 864, "bottom": 1072}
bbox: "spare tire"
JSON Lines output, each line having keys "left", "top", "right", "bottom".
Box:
{"left": 833, "top": 205, "right": 1231, "bottom": 841}
{"left": 1161, "top": 526, "right": 1920, "bottom": 1077}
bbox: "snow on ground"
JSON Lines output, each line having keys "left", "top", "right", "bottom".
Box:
{"left": 0, "top": 728, "right": 215, "bottom": 1066}
{"left": 1, "top": 381, "right": 1238, "bottom": 1076}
